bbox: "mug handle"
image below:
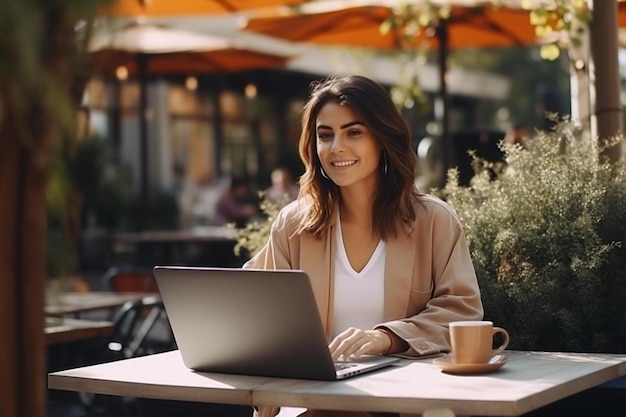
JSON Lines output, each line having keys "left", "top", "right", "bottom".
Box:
{"left": 492, "top": 327, "right": 510, "bottom": 355}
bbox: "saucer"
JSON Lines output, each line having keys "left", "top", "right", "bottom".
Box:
{"left": 433, "top": 355, "right": 507, "bottom": 375}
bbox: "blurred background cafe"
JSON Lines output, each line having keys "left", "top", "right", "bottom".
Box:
{"left": 73, "top": 20, "right": 522, "bottom": 278}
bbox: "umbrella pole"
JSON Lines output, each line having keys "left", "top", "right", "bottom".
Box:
{"left": 437, "top": 20, "right": 452, "bottom": 186}
{"left": 138, "top": 53, "right": 149, "bottom": 231}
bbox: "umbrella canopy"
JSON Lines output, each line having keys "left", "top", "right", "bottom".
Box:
{"left": 99, "top": 0, "right": 309, "bottom": 16}
{"left": 244, "top": 0, "right": 536, "bottom": 50}
{"left": 88, "top": 22, "right": 290, "bottom": 76}
{"left": 90, "top": 22, "right": 232, "bottom": 52}
{"left": 244, "top": 0, "right": 539, "bottom": 179}
{"left": 90, "top": 48, "right": 288, "bottom": 76}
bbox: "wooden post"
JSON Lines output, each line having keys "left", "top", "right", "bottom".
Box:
{"left": 0, "top": 3, "right": 100, "bottom": 416}
{"left": 589, "top": 0, "right": 623, "bottom": 162}
{"left": 0, "top": 81, "right": 48, "bottom": 417}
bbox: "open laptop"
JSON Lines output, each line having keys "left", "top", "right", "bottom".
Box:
{"left": 153, "top": 266, "right": 400, "bottom": 380}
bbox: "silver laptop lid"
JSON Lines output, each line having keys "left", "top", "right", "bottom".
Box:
{"left": 153, "top": 266, "right": 340, "bottom": 380}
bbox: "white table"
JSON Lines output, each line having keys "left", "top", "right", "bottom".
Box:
{"left": 45, "top": 291, "right": 158, "bottom": 316}
{"left": 114, "top": 226, "right": 236, "bottom": 244}
{"left": 45, "top": 317, "right": 114, "bottom": 345}
{"left": 48, "top": 350, "right": 626, "bottom": 416}
{"left": 113, "top": 227, "right": 242, "bottom": 267}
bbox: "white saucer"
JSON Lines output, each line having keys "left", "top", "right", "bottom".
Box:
{"left": 433, "top": 354, "right": 507, "bottom": 375}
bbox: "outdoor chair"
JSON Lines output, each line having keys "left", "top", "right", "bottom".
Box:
{"left": 107, "top": 297, "right": 175, "bottom": 360}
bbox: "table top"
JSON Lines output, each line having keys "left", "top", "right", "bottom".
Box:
{"left": 115, "top": 226, "right": 236, "bottom": 244}
{"left": 48, "top": 350, "right": 626, "bottom": 416}
{"left": 45, "top": 291, "right": 158, "bottom": 316}
{"left": 45, "top": 317, "right": 114, "bottom": 345}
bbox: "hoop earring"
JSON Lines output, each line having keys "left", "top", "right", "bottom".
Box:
{"left": 383, "top": 153, "right": 388, "bottom": 174}
{"left": 320, "top": 167, "right": 330, "bottom": 179}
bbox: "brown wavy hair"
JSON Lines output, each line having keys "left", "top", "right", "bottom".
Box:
{"left": 297, "top": 75, "right": 420, "bottom": 239}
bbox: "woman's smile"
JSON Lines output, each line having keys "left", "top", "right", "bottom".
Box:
{"left": 332, "top": 160, "right": 357, "bottom": 168}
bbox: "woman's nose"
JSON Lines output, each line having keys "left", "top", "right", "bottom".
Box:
{"left": 330, "top": 135, "right": 345, "bottom": 152}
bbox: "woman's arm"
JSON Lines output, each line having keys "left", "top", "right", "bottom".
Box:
{"left": 376, "top": 197, "right": 484, "bottom": 356}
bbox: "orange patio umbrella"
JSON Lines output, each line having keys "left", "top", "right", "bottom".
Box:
{"left": 90, "top": 48, "right": 288, "bottom": 76}
{"left": 244, "top": 0, "right": 539, "bottom": 177}
{"left": 99, "top": 0, "right": 309, "bottom": 16}
{"left": 88, "top": 22, "right": 290, "bottom": 76}
{"left": 244, "top": 1, "right": 536, "bottom": 50}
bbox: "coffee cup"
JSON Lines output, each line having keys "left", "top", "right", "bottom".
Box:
{"left": 449, "top": 320, "right": 510, "bottom": 364}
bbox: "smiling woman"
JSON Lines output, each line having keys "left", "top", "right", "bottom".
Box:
{"left": 244, "top": 75, "right": 484, "bottom": 417}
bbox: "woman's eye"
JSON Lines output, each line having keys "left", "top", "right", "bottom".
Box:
{"left": 317, "top": 131, "right": 332, "bottom": 140}
{"left": 348, "top": 129, "right": 362, "bottom": 137}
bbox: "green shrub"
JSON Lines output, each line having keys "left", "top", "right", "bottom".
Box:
{"left": 232, "top": 193, "right": 291, "bottom": 257}
{"left": 442, "top": 118, "right": 626, "bottom": 352}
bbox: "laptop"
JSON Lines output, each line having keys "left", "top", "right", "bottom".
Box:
{"left": 153, "top": 266, "right": 400, "bottom": 380}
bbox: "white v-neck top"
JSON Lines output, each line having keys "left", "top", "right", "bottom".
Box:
{"left": 332, "top": 213, "right": 386, "bottom": 337}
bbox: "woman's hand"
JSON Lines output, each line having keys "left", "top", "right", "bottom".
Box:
{"left": 328, "top": 328, "right": 392, "bottom": 360}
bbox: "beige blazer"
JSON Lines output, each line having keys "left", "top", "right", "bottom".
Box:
{"left": 244, "top": 194, "right": 484, "bottom": 357}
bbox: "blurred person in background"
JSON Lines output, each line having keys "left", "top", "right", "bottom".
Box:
{"left": 264, "top": 167, "right": 299, "bottom": 204}
{"left": 214, "top": 176, "right": 258, "bottom": 227}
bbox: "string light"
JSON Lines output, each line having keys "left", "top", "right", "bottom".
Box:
{"left": 185, "top": 76, "right": 198, "bottom": 91}
{"left": 244, "top": 83, "right": 257, "bottom": 99}
{"left": 116, "top": 65, "right": 129, "bottom": 81}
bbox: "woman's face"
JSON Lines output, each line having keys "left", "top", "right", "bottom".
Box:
{"left": 315, "top": 101, "right": 382, "bottom": 192}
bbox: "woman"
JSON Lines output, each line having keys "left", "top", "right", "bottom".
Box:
{"left": 245, "top": 75, "right": 483, "bottom": 417}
